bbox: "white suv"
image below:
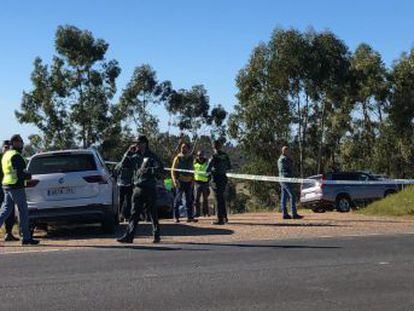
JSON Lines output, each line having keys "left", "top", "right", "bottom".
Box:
{"left": 26, "top": 149, "right": 119, "bottom": 233}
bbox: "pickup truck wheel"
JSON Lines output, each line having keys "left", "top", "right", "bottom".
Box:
{"left": 336, "top": 195, "right": 351, "bottom": 213}
{"left": 311, "top": 206, "right": 326, "bottom": 213}
{"left": 384, "top": 190, "right": 395, "bottom": 198}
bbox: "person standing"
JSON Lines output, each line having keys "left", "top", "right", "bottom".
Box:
{"left": 115, "top": 146, "right": 135, "bottom": 221}
{"left": 117, "top": 135, "right": 163, "bottom": 244}
{"left": 277, "top": 146, "right": 303, "bottom": 220}
{"left": 193, "top": 150, "right": 210, "bottom": 217}
{"left": 171, "top": 143, "right": 197, "bottom": 223}
{"left": 207, "top": 140, "right": 231, "bottom": 225}
{"left": 0, "top": 140, "right": 19, "bottom": 241}
{"left": 0, "top": 135, "right": 39, "bottom": 245}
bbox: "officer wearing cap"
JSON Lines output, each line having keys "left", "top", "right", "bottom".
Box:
{"left": 117, "top": 135, "right": 164, "bottom": 244}
{"left": 0, "top": 140, "right": 19, "bottom": 241}
{"left": 0, "top": 135, "right": 39, "bottom": 245}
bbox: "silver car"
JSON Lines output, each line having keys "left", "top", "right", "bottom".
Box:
{"left": 300, "top": 172, "right": 399, "bottom": 213}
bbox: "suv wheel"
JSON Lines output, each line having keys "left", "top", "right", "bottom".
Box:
{"left": 336, "top": 195, "right": 351, "bottom": 213}
{"left": 384, "top": 190, "right": 395, "bottom": 198}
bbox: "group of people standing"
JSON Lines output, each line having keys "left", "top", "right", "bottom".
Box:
{"left": 115, "top": 135, "right": 232, "bottom": 245}
{"left": 170, "top": 138, "right": 232, "bottom": 225}
{"left": 0, "top": 133, "right": 299, "bottom": 247}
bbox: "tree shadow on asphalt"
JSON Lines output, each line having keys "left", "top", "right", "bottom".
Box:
{"left": 180, "top": 242, "right": 341, "bottom": 250}
{"left": 40, "top": 223, "right": 234, "bottom": 241}
{"left": 228, "top": 222, "right": 346, "bottom": 227}
{"left": 312, "top": 218, "right": 406, "bottom": 224}
{"left": 1, "top": 243, "right": 189, "bottom": 252}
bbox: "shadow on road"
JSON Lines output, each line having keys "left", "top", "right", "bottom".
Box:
{"left": 41, "top": 223, "right": 234, "bottom": 241}
{"left": 314, "top": 218, "right": 408, "bottom": 224}
{"left": 1, "top": 242, "right": 209, "bottom": 252}
{"left": 180, "top": 241, "right": 341, "bottom": 250}
{"left": 228, "top": 222, "right": 345, "bottom": 227}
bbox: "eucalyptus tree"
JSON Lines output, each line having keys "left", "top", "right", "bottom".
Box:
{"left": 118, "top": 64, "right": 168, "bottom": 139}
{"left": 16, "top": 25, "right": 121, "bottom": 149}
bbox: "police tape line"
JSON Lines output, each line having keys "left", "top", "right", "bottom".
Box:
{"left": 165, "top": 168, "right": 414, "bottom": 185}
{"left": 106, "top": 162, "right": 414, "bottom": 185}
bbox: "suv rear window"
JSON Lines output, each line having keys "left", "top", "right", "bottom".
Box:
{"left": 29, "top": 154, "right": 97, "bottom": 175}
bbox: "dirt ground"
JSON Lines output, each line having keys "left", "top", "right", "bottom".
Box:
{"left": 1, "top": 211, "right": 414, "bottom": 254}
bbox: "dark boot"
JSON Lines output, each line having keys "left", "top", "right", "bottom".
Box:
{"left": 117, "top": 234, "right": 133, "bottom": 244}
{"left": 4, "top": 233, "right": 20, "bottom": 242}
{"left": 22, "top": 239, "right": 40, "bottom": 246}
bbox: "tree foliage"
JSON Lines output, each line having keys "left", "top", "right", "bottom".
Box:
{"left": 17, "top": 25, "right": 121, "bottom": 149}
{"left": 230, "top": 27, "right": 414, "bottom": 206}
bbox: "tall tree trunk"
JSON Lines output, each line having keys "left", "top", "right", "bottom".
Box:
{"left": 297, "top": 93, "right": 304, "bottom": 177}
{"left": 317, "top": 98, "right": 327, "bottom": 174}
{"left": 302, "top": 94, "right": 310, "bottom": 175}
{"left": 77, "top": 68, "right": 87, "bottom": 148}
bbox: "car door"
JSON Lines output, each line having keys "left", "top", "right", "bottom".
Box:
{"left": 357, "top": 173, "right": 374, "bottom": 200}
{"left": 346, "top": 173, "right": 364, "bottom": 201}
{"left": 361, "top": 173, "right": 385, "bottom": 199}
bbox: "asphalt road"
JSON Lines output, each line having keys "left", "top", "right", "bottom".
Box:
{"left": 1, "top": 235, "right": 413, "bottom": 311}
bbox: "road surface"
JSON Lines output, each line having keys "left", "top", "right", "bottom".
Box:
{"left": 1, "top": 234, "right": 413, "bottom": 311}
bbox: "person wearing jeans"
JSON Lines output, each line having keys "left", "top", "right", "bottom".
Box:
{"left": 171, "top": 143, "right": 197, "bottom": 223}
{"left": 280, "top": 182, "right": 298, "bottom": 217}
{"left": 277, "top": 146, "right": 303, "bottom": 220}
{"left": 0, "top": 140, "right": 19, "bottom": 242}
{"left": 0, "top": 134, "right": 39, "bottom": 245}
{"left": 174, "top": 181, "right": 194, "bottom": 221}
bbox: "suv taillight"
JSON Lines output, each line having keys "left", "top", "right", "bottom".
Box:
{"left": 83, "top": 175, "right": 108, "bottom": 184}
{"left": 319, "top": 175, "right": 326, "bottom": 190}
{"left": 26, "top": 179, "right": 40, "bottom": 188}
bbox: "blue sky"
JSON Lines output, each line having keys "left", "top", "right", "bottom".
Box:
{"left": 1, "top": 0, "right": 414, "bottom": 141}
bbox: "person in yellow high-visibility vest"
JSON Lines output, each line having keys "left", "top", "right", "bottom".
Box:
{"left": 0, "top": 140, "right": 19, "bottom": 242}
{"left": 193, "top": 150, "right": 210, "bottom": 217}
{"left": 0, "top": 135, "right": 39, "bottom": 245}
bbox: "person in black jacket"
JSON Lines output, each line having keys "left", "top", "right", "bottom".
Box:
{"left": 117, "top": 135, "right": 164, "bottom": 244}
{"left": 0, "top": 140, "right": 19, "bottom": 241}
{"left": 115, "top": 146, "right": 135, "bottom": 221}
{"left": 207, "top": 139, "right": 232, "bottom": 225}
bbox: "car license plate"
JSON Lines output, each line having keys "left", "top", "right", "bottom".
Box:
{"left": 47, "top": 187, "right": 75, "bottom": 196}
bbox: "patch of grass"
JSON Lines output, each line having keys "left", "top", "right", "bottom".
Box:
{"left": 358, "top": 186, "right": 414, "bottom": 217}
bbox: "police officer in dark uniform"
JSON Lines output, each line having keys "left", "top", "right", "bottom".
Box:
{"left": 207, "top": 139, "right": 232, "bottom": 225}
{"left": 115, "top": 147, "right": 135, "bottom": 221}
{"left": 117, "top": 135, "right": 163, "bottom": 244}
{"left": 0, "top": 140, "right": 19, "bottom": 241}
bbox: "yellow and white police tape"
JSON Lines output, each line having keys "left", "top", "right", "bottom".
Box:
{"left": 165, "top": 168, "right": 414, "bottom": 185}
